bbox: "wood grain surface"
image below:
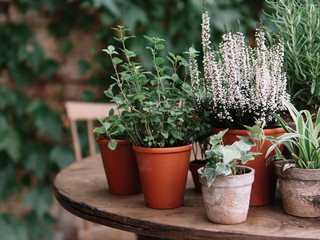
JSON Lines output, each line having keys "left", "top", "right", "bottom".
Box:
{"left": 53, "top": 154, "right": 320, "bottom": 240}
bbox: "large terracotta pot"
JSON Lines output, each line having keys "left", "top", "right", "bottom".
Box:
{"left": 198, "top": 166, "right": 255, "bottom": 224}
{"left": 213, "top": 127, "right": 285, "bottom": 206}
{"left": 275, "top": 161, "right": 320, "bottom": 218}
{"left": 97, "top": 139, "right": 141, "bottom": 195}
{"left": 133, "top": 145, "right": 192, "bottom": 209}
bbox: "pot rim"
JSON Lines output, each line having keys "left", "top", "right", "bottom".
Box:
{"left": 275, "top": 160, "right": 320, "bottom": 180}
{"left": 198, "top": 165, "right": 255, "bottom": 187}
{"left": 96, "top": 139, "right": 131, "bottom": 145}
{"left": 213, "top": 126, "right": 285, "bottom": 135}
{"left": 133, "top": 144, "right": 192, "bottom": 154}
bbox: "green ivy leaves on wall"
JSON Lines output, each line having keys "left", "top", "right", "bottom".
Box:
{"left": 0, "top": 0, "right": 263, "bottom": 239}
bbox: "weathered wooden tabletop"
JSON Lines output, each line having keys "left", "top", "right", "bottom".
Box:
{"left": 53, "top": 154, "right": 320, "bottom": 240}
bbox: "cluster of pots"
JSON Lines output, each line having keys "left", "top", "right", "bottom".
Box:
{"left": 97, "top": 126, "right": 320, "bottom": 225}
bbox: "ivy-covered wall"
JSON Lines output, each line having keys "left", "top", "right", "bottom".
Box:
{"left": 0, "top": 0, "right": 263, "bottom": 239}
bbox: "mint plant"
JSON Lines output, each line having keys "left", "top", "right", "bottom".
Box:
{"left": 93, "top": 108, "right": 128, "bottom": 150}
{"left": 103, "top": 26, "right": 198, "bottom": 148}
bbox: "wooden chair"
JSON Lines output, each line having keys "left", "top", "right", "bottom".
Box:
{"left": 63, "top": 101, "right": 136, "bottom": 240}
{"left": 65, "top": 101, "right": 117, "bottom": 162}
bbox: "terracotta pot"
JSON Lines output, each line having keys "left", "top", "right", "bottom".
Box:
{"left": 97, "top": 139, "right": 141, "bottom": 195}
{"left": 189, "top": 160, "right": 207, "bottom": 192}
{"left": 198, "top": 166, "right": 255, "bottom": 224}
{"left": 275, "top": 161, "right": 320, "bottom": 218}
{"left": 213, "top": 127, "right": 285, "bottom": 206}
{"left": 133, "top": 145, "right": 192, "bottom": 209}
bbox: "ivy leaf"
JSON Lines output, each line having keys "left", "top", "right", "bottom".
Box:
{"left": 24, "top": 152, "right": 47, "bottom": 180}
{"left": 49, "top": 145, "right": 74, "bottom": 169}
{"left": 0, "top": 160, "right": 19, "bottom": 201}
{"left": 25, "top": 211, "right": 54, "bottom": 240}
{"left": 0, "top": 215, "right": 28, "bottom": 240}
{"left": 0, "top": 129, "right": 21, "bottom": 162}
{"left": 108, "top": 139, "right": 118, "bottom": 150}
{"left": 24, "top": 186, "right": 52, "bottom": 218}
{"left": 40, "top": 59, "right": 58, "bottom": 78}
{"left": 78, "top": 59, "right": 91, "bottom": 75}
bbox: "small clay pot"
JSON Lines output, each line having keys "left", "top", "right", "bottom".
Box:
{"left": 275, "top": 161, "right": 320, "bottom": 218}
{"left": 133, "top": 145, "right": 192, "bottom": 209}
{"left": 189, "top": 160, "right": 207, "bottom": 192}
{"left": 97, "top": 139, "right": 141, "bottom": 195}
{"left": 199, "top": 166, "right": 255, "bottom": 224}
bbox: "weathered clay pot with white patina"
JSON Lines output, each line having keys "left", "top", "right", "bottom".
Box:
{"left": 275, "top": 161, "right": 320, "bottom": 218}
{"left": 198, "top": 166, "right": 255, "bottom": 224}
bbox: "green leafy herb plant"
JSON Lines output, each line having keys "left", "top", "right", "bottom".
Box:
{"left": 103, "top": 26, "right": 198, "bottom": 148}
{"left": 201, "top": 129, "right": 261, "bottom": 186}
{"left": 93, "top": 108, "right": 128, "bottom": 150}
{"left": 265, "top": 100, "right": 320, "bottom": 170}
{"left": 265, "top": 0, "right": 320, "bottom": 111}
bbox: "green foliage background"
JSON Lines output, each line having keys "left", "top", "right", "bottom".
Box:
{"left": 0, "top": 0, "right": 263, "bottom": 239}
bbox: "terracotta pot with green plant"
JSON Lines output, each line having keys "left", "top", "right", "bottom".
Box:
{"left": 93, "top": 110, "right": 141, "bottom": 195}
{"left": 103, "top": 26, "right": 199, "bottom": 209}
{"left": 199, "top": 129, "right": 259, "bottom": 224}
{"left": 189, "top": 8, "right": 289, "bottom": 206}
{"left": 265, "top": 101, "right": 320, "bottom": 218}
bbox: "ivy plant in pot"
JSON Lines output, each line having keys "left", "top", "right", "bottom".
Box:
{"left": 93, "top": 109, "right": 141, "bottom": 195}
{"left": 103, "top": 26, "right": 199, "bottom": 209}
{"left": 265, "top": 100, "right": 320, "bottom": 218}
{"left": 199, "top": 129, "right": 260, "bottom": 224}
{"left": 189, "top": 9, "right": 290, "bottom": 206}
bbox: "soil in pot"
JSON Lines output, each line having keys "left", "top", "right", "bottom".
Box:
{"left": 97, "top": 139, "right": 141, "bottom": 195}
{"left": 133, "top": 145, "right": 192, "bottom": 209}
{"left": 213, "top": 127, "right": 285, "bottom": 206}
{"left": 198, "top": 166, "right": 255, "bottom": 224}
{"left": 275, "top": 161, "right": 320, "bottom": 218}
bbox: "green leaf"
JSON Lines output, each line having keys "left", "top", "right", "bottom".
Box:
{"left": 24, "top": 151, "right": 47, "bottom": 180}
{"left": 153, "top": 57, "right": 164, "bottom": 65}
{"left": 108, "top": 139, "right": 118, "bottom": 150}
{"left": 0, "top": 129, "right": 21, "bottom": 162}
{"left": 155, "top": 44, "right": 164, "bottom": 50}
{"left": 112, "top": 57, "right": 123, "bottom": 65}
{"left": 78, "top": 59, "right": 91, "bottom": 75}
{"left": 49, "top": 145, "right": 74, "bottom": 169}
{"left": 25, "top": 211, "right": 54, "bottom": 240}
{"left": 221, "top": 146, "right": 241, "bottom": 164}
{"left": 0, "top": 215, "right": 28, "bottom": 240}
{"left": 103, "top": 122, "right": 110, "bottom": 132}
{"left": 134, "top": 94, "right": 146, "bottom": 100}
{"left": 161, "top": 132, "right": 169, "bottom": 139}
{"left": 25, "top": 186, "right": 52, "bottom": 218}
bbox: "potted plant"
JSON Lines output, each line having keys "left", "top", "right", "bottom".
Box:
{"left": 93, "top": 109, "right": 141, "bottom": 195}
{"left": 189, "top": 8, "right": 289, "bottom": 205}
{"left": 265, "top": 100, "right": 320, "bottom": 218}
{"left": 265, "top": 0, "right": 320, "bottom": 111}
{"left": 198, "top": 129, "right": 259, "bottom": 224}
{"left": 103, "top": 26, "right": 199, "bottom": 209}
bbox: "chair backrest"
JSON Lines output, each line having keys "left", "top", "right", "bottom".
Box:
{"left": 65, "top": 101, "right": 117, "bottom": 162}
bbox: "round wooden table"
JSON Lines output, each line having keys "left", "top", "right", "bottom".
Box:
{"left": 53, "top": 154, "right": 320, "bottom": 240}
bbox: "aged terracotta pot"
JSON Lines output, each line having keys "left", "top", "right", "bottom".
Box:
{"left": 198, "top": 166, "right": 255, "bottom": 224}
{"left": 189, "top": 160, "right": 206, "bottom": 192}
{"left": 275, "top": 161, "right": 320, "bottom": 218}
{"left": 97, "top": 139, "right": 141, "bottom": 195}
{"left": 213, "top": 127, "right": 285, "bottom": 206}
{"left": 133, "top": 145, "right": 192, "bottom": 209}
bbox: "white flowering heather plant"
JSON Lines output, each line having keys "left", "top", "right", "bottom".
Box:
{"left": 189, "top": 11, "right": 290, "bottom": 129}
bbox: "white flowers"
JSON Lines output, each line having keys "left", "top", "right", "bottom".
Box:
{"left": 190, "top": 11, "right": 290, "bottom": 128}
